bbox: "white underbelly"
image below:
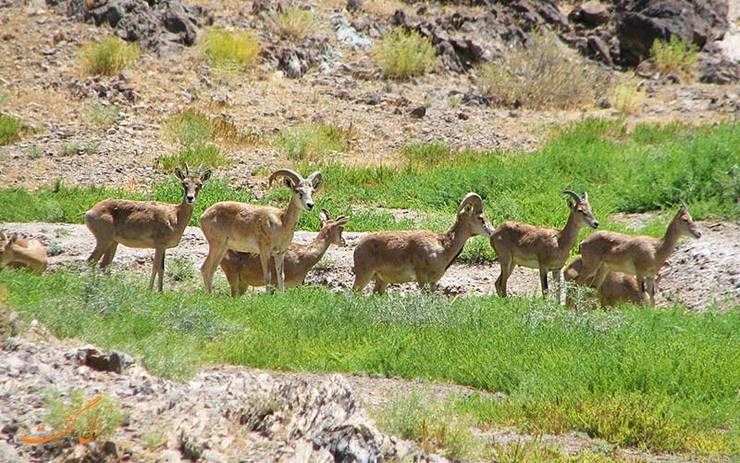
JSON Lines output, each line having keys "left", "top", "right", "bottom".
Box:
{"left": 227, "top": 236, "right": 260, "bottom": 254}
{"left": 379, "top": 265, "right": 417, "bottom": 284}
{"left": 514, "top": 257, "right": 540, "bottom": 269}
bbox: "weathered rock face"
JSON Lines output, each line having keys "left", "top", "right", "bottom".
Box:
{"left": 616, "top": 0, "right": 730, "bottom": 65}
{"left": 1, "top": 336, "right": 442, "bottom": 462}
{"left": 45, "top": 0, "right": 212, "bottom": 53}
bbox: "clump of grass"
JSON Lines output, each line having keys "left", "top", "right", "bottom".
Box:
{"left": 27, "top": 144, "right": 42, "bottom": 159}
{"left": 375, "top": 393, "right": 485, "bottom": 460}
{"left": 86, "top": 103, "right": 120, "bottom": 128}
{"left": 490, "top": 438, "right": 620, "bottom": 463}
{"left": 650, "top": 36, "right": 698, "bottom": 80}
{"left": 400, "top": 140, "right": 455, "bottom": 165}
{"left": 275, "top": 7, "right": 318, "bottom": 40}
{"left": 43, "top": 389, "right": 124, "bottom": 442}
{"left": 166, "top": 109, "right": 213, "bottom": 146}
{"left": 0, "top": 114, "right": 22, "bottom": 145}
{"left": 210, "top": 115, "right": 260, "bottom": 146}
{"left": 272, "top": 123, "right": 350, "bottom": 160}
{"left": 80, "top": 36, "right": 139, "bottom": 76}
{"left": 200, "top": 28, "right": 261, "bottom": 72}
{"left": 166, "top": 256, "right": 195, "bottom": 283}
{"left": 373, "top": 28, "right": 437, "bottom": 79}
{"left": 611, "top": 81, "right": 645, "bottom": 116}
{"left": 155, "top": 144, "right": 231, "bottom": 173}
{"left": 478, "top": 32, "right": 610, "bottom": 110}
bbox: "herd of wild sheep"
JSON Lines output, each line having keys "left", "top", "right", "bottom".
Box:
{"left": 1, "top": 166, "right": 702, "bottom": 307}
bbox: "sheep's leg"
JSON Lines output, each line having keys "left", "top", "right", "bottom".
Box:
{"left": 148, "top": 248, "right": 164, "bottom": 291}
{"left": 99, "top": 242, "right": 118, "bottom": 269}
{"left": 645, "top": 276, "right": 656, "bottom": 306}
{"left": 259, "top": 249, "right": 272, "bottom": 294}
{"left": 201, "top": 242, "right": 227, "bottom": 294}
{"left": 353, "top": 267, "right": 374, "bottom": 293}
{"left": 552, "top": 269, "right": 563, "bottom": 304}
{"left": 372, "top": 277, "right": 387, "bottom": 295}
{"left": 539, "top": 267, "right": 549, "bottom": 298}
{"left": 274, "top": 253, "right": 286, "bottom": 291}
{"left": 157, "top": 249, "right": 166, "bottom": 292}
{"left": 495, "top": 255, "right": 513, "bottom": 297}
{"left": 87, "top": 239, "right": 112, "bottom": 266}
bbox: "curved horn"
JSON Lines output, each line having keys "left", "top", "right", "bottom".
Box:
{"left": 457, "top": 192, "right": 483, "bottom": 214}
{"left": 268, "top": 168, "right": 302, "bottom": 187}
{"left": 562, "top": 190, "right": 582, "bottom": 203}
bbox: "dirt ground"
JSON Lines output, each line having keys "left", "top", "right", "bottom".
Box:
{"left": 3, "top": 218, "right": 737, "bottom": 310}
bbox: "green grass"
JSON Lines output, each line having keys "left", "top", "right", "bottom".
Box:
{"left": 0, "top": 120, "right": 737, "bottom": 256}
{"left": 373, "top": 28, "right": 438, "bottom": 79}
{"left": 271, "top": 123, "right": 351, "bottom": 160}
{"left": 42, "top": 389, "right": 124, "bottom": 442}
{"left": 154, "top": 144, "right": 232, "bottom": 173}
{"left": 80, "top": 36, "right": 139, "bottom": 76}
{"left": 650, "top": 36, "right": 698, "bottom": 80}
{"left": 0, "top": 113, "right": 22, "bottom": 145}
{"left": 165, "top": 109, "right": 214, "bottom": 146}
{"left": 275, "top": 6, "right": 318, "bottom": 40}
{"left": 86, "top": 103, "right": 120, "bottom": 128}
{"left": 2, "top": 270, "right": 737, "bottom": 455}
{"left": 200, "top": 28, "right": 261, "bottom": 72}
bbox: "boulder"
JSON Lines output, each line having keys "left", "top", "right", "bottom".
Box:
{"left": 569, "top": 1, "right": 611, "bottom": 28}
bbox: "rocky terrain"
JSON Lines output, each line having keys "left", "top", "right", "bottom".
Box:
{"left": 3, "top": 218, "right": 738, "bottom": 309}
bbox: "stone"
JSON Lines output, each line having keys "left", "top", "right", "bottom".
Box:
{"left": 570, "top": 1, "right": 610, "bottom": 28}
{"left": 409, "top": 106, "right": 426, "bottom": 118}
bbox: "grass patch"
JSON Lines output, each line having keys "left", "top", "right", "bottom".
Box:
{"left": 373, "top": 28, "right": 437, "bottom": 79}
{"left": 86, "top": 103, "right": 120, "bottom": 128}
{"left": 200, "top": 28, "right": 260, "bottom": 72}
{"left": 0, "top": 113, "right": 22, "bottom": 145}
{"left": 650, "top": 36, "right": 698, "bottom": 80}
{"left": 271, "top": 123, "right": 350, "bottom": 160}
{"left": 166, "top": 109, "right": 213, "bottom": 146}
{"left": 155, "top": 144, "right": 231, "bottom": 173}
{"left": 2, "top": 271, "right": 737, "bottom": 455}
{"left": 42, "top": 388, "right": 124, "bottom": 442}
{"left": 478, "top": 32, "right": 610, "bottom": 110}
{"left": 80, "top": 36, "right": 139, "bottom": 76}
{"left": 275, "top": 6, "right": 318, "bottom": 40}
{"left": 611, "top": 81, "right": 645, "bottom": 116}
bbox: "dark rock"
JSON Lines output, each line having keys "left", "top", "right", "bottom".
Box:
{"left": 409, "top": 106, "right": 426, "bottom": 118}
{"left": 75, "top": 347, "right": 133, "bottom": 374}
{"left": 102, "top": 441, "right": 117, "bottom": 457}
{"left": 457, "top": 112, "right": 469, "bottom": 120}
{"left": 616, "top": 0, "right": 730, "bottom": 65}
{"left": 569, "top": 1, "right": 611, "bottom": 28}
{"left": 588, "top": 35, "right": 614, "bottom": 66}
{"left": 346, "top": 0, "right": 361, "bottom": 12}
{"left": 698, "top": 52, "right": 739, "bottom": 83}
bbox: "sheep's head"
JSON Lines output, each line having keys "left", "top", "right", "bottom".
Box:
{"left": 269, "top": 169, "right": 322, "bottom": 212}
{"left": 457, "top": 193, "right": 494, "bottom": 237}
{"left": 564, "top": 190, "right": 598, "bottom": 229}
{"left": 318, "top": 209, "right": 350, "bottom": 246}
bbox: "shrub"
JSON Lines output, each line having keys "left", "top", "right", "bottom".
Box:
{"left": 275, "top": 7, "right": 318, "bottom": 40}
{"left": 200, "top": 28, "right": 261, "bottom": 72}
{"left": 155, "top": 144, "right": 231, "bottom": 173}
{"left": 272, "top": 123, "right": 350, "bottom": 160}
{"left": 166, "top": 109, "right": 213, "bottom": 146}
{"left": 0, "top": 114, "right": 22, "bottom": 145}
{"left": 477, "top": 32, "right": 610, "bottom": 110}
{"left": 650, "top": 36, "right": 698, "bottom": 80}
{"left": 80, "top": 37, "right": 139, "bottom": 76}
{"left": 373, "top": 28, "right": 437, "bottom": 79}
{"left": 86, "top": 103, "right": 120, "bottom": 128}
{"left": 43, "top": 389, "right": 124, "bottom": 442}
{"left": 611, "top": 81, "right": 645, "bottom": 116}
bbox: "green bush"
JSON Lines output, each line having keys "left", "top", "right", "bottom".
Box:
{"left": 43, "top": 389, "right": 124, "bottom": 442}
{"left": 166, "top": 109, "right": 213, "bottom": 146}
{"left": 200, "top": 28, "right": 261, "bottom": 72}
{"left": 0, "top": 114, "right": 22, "bottom": 145}
{"left": 86, "top": 103, "right": 120, "bottom": 128}
{"left": 373, "top": 28, "right": 437, "bottom": 79}
{"left": 275, "top": 7, "right": 318, "bottom": 40}
{"left": 155, "top": 144, "right": 232, "bottom": 173}
{"left": 650, "top": 36, "right": 698, "bottom": 79}
{"left": 478, "top": 32, "right": 610, "bottom": 110}
{"left": 272, "top": 123, "right": 350, "bottom": 160}
{"left": 80, "top": 37, "right": 139, "bottom": 76}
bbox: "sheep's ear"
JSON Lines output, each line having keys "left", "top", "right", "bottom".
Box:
{"left": 201, "top": 169, "right": 212, "bottom": 182}
{"left": 284, "top": 177, "right": 295, "bottom": 189}
{"left": 319, "top": 209, "right": 330, "bottom": 223}
{"left": 174, "top": 167, "right": 185, "bottom": 180}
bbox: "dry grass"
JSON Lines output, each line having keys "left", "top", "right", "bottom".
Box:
{"left": 477, "top": 32, "right": 610, "bottom": 110}
{"left": 373, "top": 28, "right": 438, "bottom": 79}
{"left": 611, "top": 81, "right": 645, "bottom": 116}
{"left": 80, "top": 37, "right": 140, "bottom": 76}
{"left": 650, "top": 36, "right": 698, "bottom": 81}
{"left": 200, "top": 28, "right": 261, "bottom": 72}
{"left": 275, "top": 6, "right": 319, "bottom": 40}
{"left": 362, "top": 0, "right": 409, "bottom": 16}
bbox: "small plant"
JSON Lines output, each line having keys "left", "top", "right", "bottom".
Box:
{"left": 448, "top": 93, "right": 463, "bottom": 109}
{"left": 477, "top": 32, "right": 610, "bottom": 110}
{"left": 611, "top": 81, "right": 645, "bottom": 116}
{"left": 47, "top": 244, "right": 65, "bottom": 256}
{"left": 200, "top": 28, "right": 261, "bottom": 72}
{"left": 166, "top": 109, "right": 213, "bottom": 146}
{"left": 211, "top": 115, "right": 261, "bottom": 147}
{"left": 275, "top": 7, "right": 318, "bottom": 40}
{"left": 86, "top": 103, "right": 120, "bottom": 128}
{"left": 43, "top": 389, "right": 124, "bottom": 442}
{"left": 155, "top": 144, "right": 231, "bottom": 173}
{"left": 80, "top": 36, "right": 139, "bottom": 76}
{"left": 375, "top": 394, "right": 485, "bottom": 461}
{"left": 0, "top": 114, "right": 22, "bottom": 145}
{"left": 167, "top": 256, "right": 196, "bottom": 282}
{"left": 400, "top": 140, "right": 454, "bottom": 165}
{"left": 272, "top": 123, "right": 350, "bottom": 160}
{"left": 373, "top": 29, "right": 437, "bottom": 79}
{"left": 84, "top": 141, "right": 101, "bottom": 155}
{"left": 650, "top": 36, "right": 698, "bottom": 80}
{"left": 60, "top": 142, "right": 80, "bottom": 157}
{"left": 27, "top": 144, "right": 43, "bottom": 159}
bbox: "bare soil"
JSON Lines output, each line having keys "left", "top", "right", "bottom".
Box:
{"left": 3, "top": 218, "right": 737, "bottom": 310}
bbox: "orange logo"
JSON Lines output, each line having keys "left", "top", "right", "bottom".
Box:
{"left": 20, "top": 395, "right": 104, "bottom": 445}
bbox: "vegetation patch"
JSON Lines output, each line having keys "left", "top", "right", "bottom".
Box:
{"left": 477, "top": 32, "right": 610, "bottom": 110}
{"left": 43, "top": 389, "right": 124, "bottom": 442}
{"left": 0, "top": 113, "right": 22, "bottom": 145}
{"left": 271, "top": 123, "right": 350, "bottom": 160}
{"left": 650, "top": 36, "right": 698, "bottom": 80}
{"left": 166, "top": 109, "right": 213, "bottom": 146}
{"left": 200, "top": 28, "right": 261, "bottom": 72}
{"left": 80, "top": 37, "right": 140, "bottom": 76}
{"left": 611, "top": 81, "right": 645, "bottom": 116}
{"left": 154, "top": 144, "right": 232, "bottom": 173}
{"left": 86, "top": 103, "right": 120, "bottom": 128}
{"left": 373, "top": 28, "right": 438, "bottom": 79}
{"left": 2, "top": 271, "right": 737, "bottom": 456}
{"left": 275, "top": 7, "right": 318, "bottom": 40}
